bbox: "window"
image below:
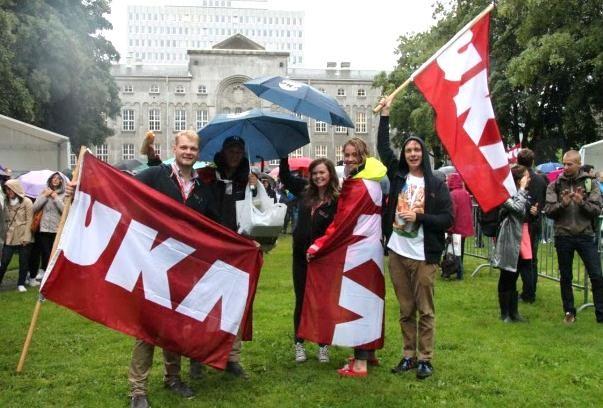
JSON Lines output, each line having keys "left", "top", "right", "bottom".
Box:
{"left": 123, "top": 84, "right": 133, "bottom": 93}
{"left": 95, "top": 144, "right": 109, "bottom": 162}
{"left": 268, "top": 159, "right": 279, "bottom": 166}
{"left": 314, "top": 145, "right": 327, "bottom": 158}
{"left": 196, "top": 110, "right": 208, "bottom": 129}
{"left": 355, "top": 111, "right": 367, "bottom": 134}
{"left": 175, "top": 85, "right": 186, "bottom": 94}
{"left": 149, "top": 108, "right": 161, "bottom": 131}
{"left": 357, "top": 88, "right": 366, "bottom": 97}
{"left": 122, "top": 109, "right": 135, "bottom": 131}
{"left": 335, "top": 125, "right": 347, "bottom": 134}
{"left": 289, "top": 148, "right": 303, "bottom": 158}
{"left": 318, "top": 87, "right": 326, "bottom": 93}
{"left": 174, "top": 109, "right": 186, "bottom": 131}
{"left": 335, "top": 145, "right": 344, "bottom": 163}
{"left": 197, "top": 84, "right": 207, "bottom": 94}
{"left": 337, "top": 88, "right": 345, "bottom": 97}
{"left": 234, "top": 107, "right": 242, "bottom": 114}
{"left": 314, "top": 121, "right": 327, "bottom": 133}
{"left": 122, "top": 144, "right": 135, "bottom": 160}
{"left": 69, "top": 153, "right": 77, "bottom": 168}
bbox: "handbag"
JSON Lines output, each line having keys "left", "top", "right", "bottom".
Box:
{"left": 441, "top": 235, "right": 461, "bottom": 278}
{"left": 31, "top": 210, "right": 43, "bottom": 233}
{"left": 236, "top": 181, "right": 287, "bottom": 238}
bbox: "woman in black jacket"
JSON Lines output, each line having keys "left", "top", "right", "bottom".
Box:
{"left": 279, "top": 157, "right": 339, "bottom": 363}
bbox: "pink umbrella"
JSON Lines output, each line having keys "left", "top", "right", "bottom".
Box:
{"left": 17, "top": 170, "right": 69, "bottom": 199}
{"left": 546, "top": 168, "right": 563, "bottom": 183}
{"left": 269, "top": 157, "right": 313, "bottom": 179}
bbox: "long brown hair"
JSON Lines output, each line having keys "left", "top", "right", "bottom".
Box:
{"left": 304, "top": 158, "right": 339, "bottom": 207}
{"left": 511, "top": 164, "right": 528, "bottom": 187}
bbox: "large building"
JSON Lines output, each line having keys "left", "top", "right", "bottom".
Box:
{"left": 101, "top": 35, "right": 381, "bottom": 167}
{"left": 126, "top": 0, "right": 305, "bottom": 67}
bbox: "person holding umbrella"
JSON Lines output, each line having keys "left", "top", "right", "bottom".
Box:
{"left": 279, "top": 156, "right": 340, "bottom": 363}
{"left": 31, "top": 172, "right": 66, "bottom": 283}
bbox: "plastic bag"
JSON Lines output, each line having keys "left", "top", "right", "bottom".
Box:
{"left": 236, "top": 181, "right": 287, "bottom": 238}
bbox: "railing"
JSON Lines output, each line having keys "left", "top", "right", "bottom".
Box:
{"left": 465, "top": 205, "right": 603, "bottom": 311}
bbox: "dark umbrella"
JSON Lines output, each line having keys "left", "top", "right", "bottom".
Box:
{"left": 198, "top": 109, "right": 309, "bottom": 161}
{"left": 244, "top": 76, "right": 355, "bottom": 128}
{"left": 114, "top": 159, "right": 144, "bottom": 172}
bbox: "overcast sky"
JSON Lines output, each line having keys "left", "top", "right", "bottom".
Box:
{"left": 105, "top": 0, "right": 436, "bottom": 71}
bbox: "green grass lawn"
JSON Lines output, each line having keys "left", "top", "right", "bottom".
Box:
{"left": 0, "top": 235, "right": 601, "bottom": 407}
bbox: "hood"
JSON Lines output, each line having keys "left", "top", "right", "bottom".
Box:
{"left": 353, "top": 157, "right": 387, "bottom": 181}
{"left": 213, "top": 151, "right": 250, "bottom": 184}
{"left": 447, "top": 173, "right": 463, "bottom": 190}
{"left": 5, "top": 179, "right": 25, "bottom": 199}
{"left": 398, "top": 136, "right": 433, "bottom": 179}
{"left": 47, "top": 172, "right": 65, "bottom": 194}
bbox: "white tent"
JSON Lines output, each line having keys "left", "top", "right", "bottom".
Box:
{"left": 579, "top": 140, "right": 603, "bottom": 171}
{"left": 0, "top": 114, "right": 70, "bottom": 174}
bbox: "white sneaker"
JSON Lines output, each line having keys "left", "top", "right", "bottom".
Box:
{"left": 294, "top": 342, "right": 307, "bottom": 363}
{"left": 35, "top": 269, "right": 45, "bottom": 280}
{"left": 317, "top": 345, "right": 329, "bottom": 363}
{"left": 29, "top": 280, "right": 40, "bottom": 287}
{"left": 17, "top": 285, "right": 27, "bottom": 293}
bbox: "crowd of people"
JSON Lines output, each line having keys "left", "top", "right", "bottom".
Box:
{"left": 1, "top": 101, "right": 602, "bottom": 408}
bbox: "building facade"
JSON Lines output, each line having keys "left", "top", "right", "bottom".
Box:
{"left": 102, "top": 35, "right": 381, "bottom": 166}
{"left": 127, "top": 0, "right": 305, "bottom": 67}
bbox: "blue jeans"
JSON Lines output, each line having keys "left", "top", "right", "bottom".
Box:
{"left": 555, "top": 235, "right": 603, "bottom": 321}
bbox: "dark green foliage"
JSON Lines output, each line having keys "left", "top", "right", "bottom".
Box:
{"left": 0, "top": 0, "right": 120, "bottom": 150}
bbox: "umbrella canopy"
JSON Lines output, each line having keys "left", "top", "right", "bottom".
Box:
{"left": 435, "top": 165, "right": 457, "bottom": 175}
{"left": 17, "top": 170, "right": 69, "bottom": 199}
{"left": 162, "top": 157, "right": 208, "bottom": 170}
{"left": 268, "top": 157, "right": 313, "bottom": 179}
{"left": 198, "top": 109, "right": 310, "bottom": 162}
{"left": 536, "top": 162, "right": 562, "bottom": 174}
{"left": 244, "top": 76, "right": 355, "bottom": 128}
{"left": 114, "top": 159, "right": 144, "bottom": 172}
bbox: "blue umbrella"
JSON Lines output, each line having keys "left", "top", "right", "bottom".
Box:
{"left": 198, "top": 109, "right": 309, "bottom": 161}
{"left": 244, "top": 76, "right": 355, "bottom": 128}
{"left": 536, "top": 162, "right": 562, "bottom": 174}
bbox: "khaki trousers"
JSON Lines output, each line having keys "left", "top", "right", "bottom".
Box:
{"left": 389, "top": 251, "right": 436, "bottom": 362}
{"left": 128, "top": 340, "right": 182, "bottom": 396}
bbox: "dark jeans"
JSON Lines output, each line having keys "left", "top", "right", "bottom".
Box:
{"left": 28, "top": 238, "right": 41, "bottom": 280}
{"left": 519, "top": 223, "right": 540, "bottom": 301}
{"left": 0, "top": 244, "right": 32, "bottom": 286}
{"left": 555, "top": 235, "right": 603, "bottom": 321}
{"left": 38, "top": 232, "right": 56, "bottom": 271}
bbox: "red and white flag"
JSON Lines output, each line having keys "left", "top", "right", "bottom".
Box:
{"left": 506, "top": 143, "right": 521, "bottom": 164}
{"left": 413, "top": 11, "right": 515, "bottom": 212}
{"left": 41, "top": 152, "right": 262, "bottom": 369}
{"left": 298, "top": 177, "right": 385, "bottom": 350}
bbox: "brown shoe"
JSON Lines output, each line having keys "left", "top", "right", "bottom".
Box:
{"left": 563, "top": 312, "right": 576, "bottom": 324}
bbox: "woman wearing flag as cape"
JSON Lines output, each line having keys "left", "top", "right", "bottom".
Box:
{"left": 299, "top": 138, "right": 387, "bottom": 377}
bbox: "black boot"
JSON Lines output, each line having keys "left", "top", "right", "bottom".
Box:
{"left": 509, "top": 291, "right": 527, "bottom": 322}
{"left": 498, "top": 291, "right": 512, "bottom": 323}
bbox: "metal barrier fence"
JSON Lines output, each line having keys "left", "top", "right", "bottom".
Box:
{"left": 465, "top": 204, "right": 603, "bottom": 311}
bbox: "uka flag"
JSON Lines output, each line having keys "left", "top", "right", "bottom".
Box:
{"left": 41, "top": 152, "right": 262, "bottom": 369}
{"left": 298, "top": 172, "right": 385, "bottom": 350}
{"left": 413, "top": 12, "right": 515, "bottom": 212}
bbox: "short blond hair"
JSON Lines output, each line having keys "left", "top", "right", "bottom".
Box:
{"left": 174, "top": 130, "right": 199, "bottom": 146}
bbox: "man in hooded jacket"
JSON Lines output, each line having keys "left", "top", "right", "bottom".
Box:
{"left": 377, "top": 99, "right": 453, "bottom": 380}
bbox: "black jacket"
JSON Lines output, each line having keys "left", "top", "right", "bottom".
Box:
{"left": 526, "top": 168, "right": 548, "bottom": 226}
{"left": 377, "top": 116, "right": 453, "bottom": 264}
{"left": 136, "top": 164, "right": 220, "bottom": 223}
{"left": 279, "top": 158, "right": 337, "bottom": 254}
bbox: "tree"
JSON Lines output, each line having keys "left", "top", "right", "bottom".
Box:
{"left": 375, "top": 0, "right": 603, "bottom": 164}
{"left": 0, "top": 0, "right": 120, "bottom": 150}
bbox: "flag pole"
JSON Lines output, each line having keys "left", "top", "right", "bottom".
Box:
{"left": 16, "top": 146, "right": 87, "bottom": 373}
{"left": 373, "top": 2, "right": 496, "bottom": 113}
